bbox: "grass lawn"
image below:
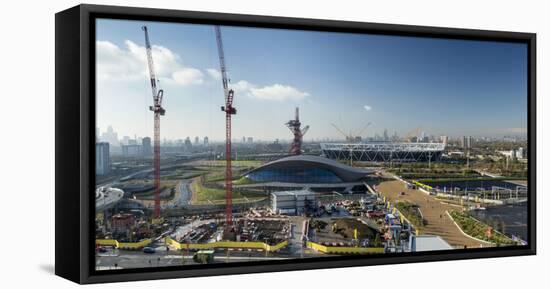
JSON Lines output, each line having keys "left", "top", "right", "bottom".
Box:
{"left": 191, "top": 179, "right": 265, "bottom": 204}
{"left": 395, "top": 201, "right": 427, "bottom": 228}
{"left": 449, "top": 210, "right": 516, "bottom": 245}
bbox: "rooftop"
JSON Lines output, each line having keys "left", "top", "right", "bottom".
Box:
{"left": 410, "top": 235, "right": 453, "bottom": 252}
{"left": 244, "top": 155, "right": 372, "bottom": 183}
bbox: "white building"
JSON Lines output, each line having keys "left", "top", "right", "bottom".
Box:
{"left": 440, "top": 135, "right": 448, "bottom": 147}
{"left": 499, "top": 148, "right": 524, "bottom": 160}
{"left": 517, "top": 147, "right": 524, "bottom": 159}
{"left": 271, "top": 190, "right": 318, "bottom": 215}
{"left": 408, "top": 235, "right": 453, "bottom": 252}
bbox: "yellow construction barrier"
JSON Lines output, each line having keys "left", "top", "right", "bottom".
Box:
{"left": 96, "top": 238, "right": 152, "bottom": 250}
{"left": 306, "top": 241, "right": 384, "bottom": 254}
{"left": 165, "top": 236, "right": 288, "bottom": 252}
{"left": 413, "top": 181, "right": 433, "bottom": 190}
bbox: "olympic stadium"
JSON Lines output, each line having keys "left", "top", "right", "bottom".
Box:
{"left": 320, "top": 142, "right": 445, "bottom": 163}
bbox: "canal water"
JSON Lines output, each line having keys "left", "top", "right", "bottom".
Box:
{"left": 469, "top": 202, "right": 528, "bottom": 242}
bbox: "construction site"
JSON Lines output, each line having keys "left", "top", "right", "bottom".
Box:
{"left": 94, "top": 23, "right": 529, "bottom": 270}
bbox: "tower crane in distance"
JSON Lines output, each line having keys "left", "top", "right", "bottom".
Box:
{"left": 406, "top": 127, "right": 422, "bottom": 142}
{"left": 142, "top": 25, "right": 165, "bottom": 220}
{"left": 331, "top": 122, "right": 371, "bottom": 143}
{"left": 215, "top": 25, "right": 237, "bottom": 229}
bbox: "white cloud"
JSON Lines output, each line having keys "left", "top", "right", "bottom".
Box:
{"left": 171, "top": 68, "right": 204, "bottom": 85}
{"left": 230, "top": 80, "right": 254, "bottom": 95}
{"left": 250, "top": 84, "right": 309, "bottom": 101}
{"left": 206, "top": 68, "right": 221, "bottom": 80}
{"left": 96, "top": 40, "right": 309, "bottom": 100}
{"left": 364, "top": 105, "right": 372, "bottom": 111}
{"left": 228, "top": 81, "right": 309, "bottom": 101}
{"left": 96, "top": 40, "right": 204, "bottom": 86}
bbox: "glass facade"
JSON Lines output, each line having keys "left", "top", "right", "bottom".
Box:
{"left": 246, "top": 167, "right": 343, "bottom": 183}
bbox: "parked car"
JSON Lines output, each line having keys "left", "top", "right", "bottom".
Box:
{"left": 142, "top": 247, "right": 155, "bottom": 254}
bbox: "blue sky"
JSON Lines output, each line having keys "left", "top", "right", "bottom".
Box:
{"left": 96, "top": 18, "right": 528, "bottom": 142}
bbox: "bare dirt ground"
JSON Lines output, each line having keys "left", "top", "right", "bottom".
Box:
{"left": 376, "top": 179, "right": 488, "bottom": 249}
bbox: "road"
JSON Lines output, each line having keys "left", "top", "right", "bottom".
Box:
{"left": 95, "top": 187, "right": 124, "bottom": 212}
{"left": 96, "top": 246, "right": 292, "bottom": 270}
{"left": 162, "top": 180, "right": 192, "bottom": 209}
{"left": 376, "top": 179, "right": 487, "bottom": 248}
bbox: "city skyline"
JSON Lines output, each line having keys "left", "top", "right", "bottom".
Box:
{"left": 96, "top": 19, "right": 528, "bottom": 141}
{"left": 97, "top": 124, "right": 526, "bottom": 146}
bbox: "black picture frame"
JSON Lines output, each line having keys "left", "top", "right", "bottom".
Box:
{"left": 55, "top": 4, "right": 536, "bottom": 284}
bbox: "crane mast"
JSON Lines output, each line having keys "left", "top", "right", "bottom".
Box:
{"left": 142, "top": 25, "right": 165, "bottom": 220}
{"left": 215, "top": 26, "right": 236, "bottom": 228}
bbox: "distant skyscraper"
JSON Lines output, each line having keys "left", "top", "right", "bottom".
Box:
{"left": 121, "top": 135, "right": 131, "bottom": 145}
{"left": 461, "top": 136, "right": 473, "bottom": 149}
{"left": 383, "top": 129, "right": 389, "bottom": 141}
{"left": 242, "top": 136, "right": 246, "bottom": 143}
{"left": 142, "top": 137, "right": 152, "bottom": 157}
{"left": 247, "top": 137, "right": 253, "bottom": 144}
{"left": 461, "top": 136, "right": 467, "bottom": 148}
{"left": 96, "top": 142, "right": 110, "bottom": 175}
{"left": 195, "top": 136, "right": 199, "bottom": 145}
{"left": 203, "top": 136, "right": 209, "bottom": 146}
{"left": 392, "top": 131, "right": 399, "bottom": 142}
{"left": 122, "top": 144, "right": 141, "bottom": 157}
{"left": 184, "top": 137, "right": 192, "bottom": 150}
{"left": 101, "top": 125, "right": 119, "bottom": 146}
{"left": 440, "top": 135, "right": 448, "bottom": 147}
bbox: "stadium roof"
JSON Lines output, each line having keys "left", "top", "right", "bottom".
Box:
{"left": 244, "top": 155, "right": 372, "bottom": 182}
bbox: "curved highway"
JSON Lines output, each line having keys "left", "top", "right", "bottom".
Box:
{"left": 96, "top": 187, "right": 124, "bottom": 212}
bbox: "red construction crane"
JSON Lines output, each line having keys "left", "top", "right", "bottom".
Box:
{"left": 286, "top": 107, "right": 309, "bottom": 155}
{"left": 142, "top": 26, "right": 165, "bottom": 220}
{"left": 215, "top": 26, "right": 236, "bottom": 227}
